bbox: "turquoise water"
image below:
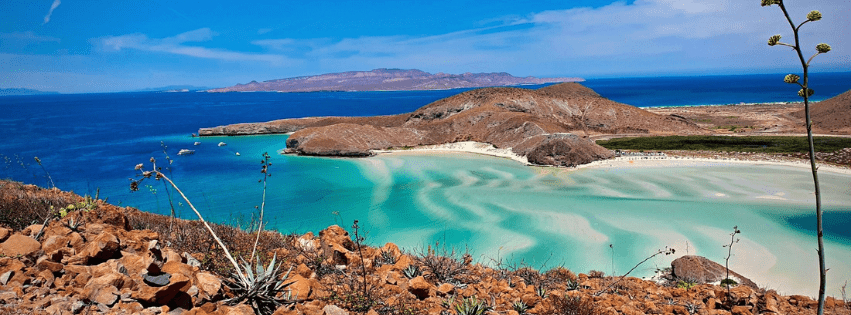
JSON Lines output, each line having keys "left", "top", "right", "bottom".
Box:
{"left": 3, "top": 75, "right": 851, "bottom": 296}
{"left": 115, "top": 133, "right": 851, "bottom": 296}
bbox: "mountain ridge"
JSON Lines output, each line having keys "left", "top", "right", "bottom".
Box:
{"left": 206, "top": 68, "right": 583, "bottom": 93}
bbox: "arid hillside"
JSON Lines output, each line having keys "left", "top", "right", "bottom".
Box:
{"left": 201, "top": 83, "right": 705, "bottom": 166}
{"left": 793, "top": 89, "right": 851, "bottom": 134}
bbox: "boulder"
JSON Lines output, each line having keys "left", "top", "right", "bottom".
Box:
{"left": 670, "top": 255, "right": 758, "bottom": 289}
{"left": 0, "top": 227, "right": 9, "bottom": 242}
{"left": 323, "top": 304, "right": 350, "bottom": 315}
{"left": 408, "top": 276, "right": 432, "bottom": 299}
{"left": 319, "top": 225, "right": 354, "bottom": 251}
{"left": 0, "top": 234, "right": 41, "bottom": 258}
{"left": 132, "top": 273, "right": 191, "bottom": 305}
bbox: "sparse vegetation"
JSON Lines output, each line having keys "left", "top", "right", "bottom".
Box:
{"left": 453, "top": 296, "right": 490, "bottom": 315}
{"left": 723, "top": 226, "right": 741, "bottom": 305}
{"left": 597, "top": 135, "right": 851, "bottom": 153}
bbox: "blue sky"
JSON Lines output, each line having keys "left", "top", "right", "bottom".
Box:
{"left": 1, "top": 0, "right": 848, "bottom": 93}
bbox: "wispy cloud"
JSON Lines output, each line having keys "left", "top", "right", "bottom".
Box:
{"left": 98, "top": 28, "right": 291, "bottom": 65}
{"left": 43, "top": 0, "right": 61, "bottom": 24}
{"left": 1, "top": 31, "right": 60, "bottom": 43}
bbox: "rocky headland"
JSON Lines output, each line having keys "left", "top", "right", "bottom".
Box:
{"left": 200, "top": 83, "right": 705, "bottom": 167}
{"left": 205, "top": 69, "right": 583, "bottom": 93}
{"left": 2, "top": 181, "right": 849, "bottom": 315}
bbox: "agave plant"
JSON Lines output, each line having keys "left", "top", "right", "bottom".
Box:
{"left": 512, "top": 301, "right": 529, "bottom": 315}
{"left": 403, "top": 264, "right": 422, "bottom": 279}
{"left": 223, "top": 254, "right": 296, "bottom": 315}
{"left": 565, "top": 277, "right": 580, "bottom": 291}
{"left": 454, "top": 296, "right": 491, "bottom": 315}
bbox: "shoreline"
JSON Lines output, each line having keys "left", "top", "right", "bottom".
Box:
{"left": 373, "top": 141, "right": 851, "bottom": 176}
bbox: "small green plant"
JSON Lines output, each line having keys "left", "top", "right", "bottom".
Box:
{"left": 566, "top": 277, "right": 580, "bottom": 291}
{"left": 512, "top": 301, "right": 529, "bottom": 315}
{"left": 403, "top": 265, "right": 421, "bottom": 279}
{"left": 375, "top": 249, "right": 398, "bottom": 266}
{"left": 535, "top": 284, "right": 548, "bottom": 298}
{"left": 454, "top": 296, "right": 490, "bottom": 315}
{"left": 720, "top": 278, "right": 738, "bottom": 288}
{"left": 441, "top": 295, "right": 456, "bottom": 309}
{"left": 677, "top": 280, "right": 697, "bottom": 290}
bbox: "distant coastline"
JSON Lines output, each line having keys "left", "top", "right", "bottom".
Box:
{"left": 0, "top": 88, "right": 59, "bottom": 96}
{"left": 206, "top": 68, "right": 583, "bottom": 93}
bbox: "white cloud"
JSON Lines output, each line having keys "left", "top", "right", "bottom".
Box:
{"left": 43, "top": 0, "right": 61, "bottom": 24}
{"left": 244, "top": 0, "right": 849, "bottom": 75}
{"left": 1, "top": 31, "right": 60, "bottom": 43}
{"left": 98, "top": 28, "right": 290, "bottom": 65}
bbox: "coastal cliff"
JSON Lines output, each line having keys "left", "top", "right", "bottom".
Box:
{"left": 205, "top": 68, "right": 583, "bottom": 93}
{"left": 201, "top": 83, "right": 705, "bottom": 167}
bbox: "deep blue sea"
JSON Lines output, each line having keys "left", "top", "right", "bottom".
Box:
{"left": 2, "top": 73, "right": 851, "bottom": 295}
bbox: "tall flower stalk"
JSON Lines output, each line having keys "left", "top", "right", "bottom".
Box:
{"left": 761, "top": 1, "right": 831, "bottom": 314}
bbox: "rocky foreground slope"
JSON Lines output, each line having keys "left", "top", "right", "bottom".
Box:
{"left": 200, "top": 83, "right": 705, "bottom": 167}
{"left": 206, "top": 69, "right": 582, "bottom": 93}
{"left": 1, "top": 181, "right": 849, "bottom": 315}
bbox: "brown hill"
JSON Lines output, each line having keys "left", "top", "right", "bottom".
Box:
{"left": 200, "top": 83, "right": 706, "bottom": 167}
{"left": 793, "top": 89, "right": 851, "bottom": 134}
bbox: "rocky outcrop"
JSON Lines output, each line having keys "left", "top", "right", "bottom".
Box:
{"left": 203, "top": 83, "right": 705, "bottom": 167}
{"left": 669, "top": 255, "right": 758, "bottom": 289}
{"left": 206, "top": 69, "right": 583, "bottom": 93}
{"left": 793, "top": 89, "right": 851, "bottom": 134}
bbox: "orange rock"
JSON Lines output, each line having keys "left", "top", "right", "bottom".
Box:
{"left": 195, "top": 271, "right": 222, "bottom": 299}
{"left": 408, "top": 276, "right": 432, "bottom": 299}
{"left": 288, "top": 275, "right": 314, "bottom": 300}
{"left": 0, "top": 228, "right": 9, "bottom": 242}
{"left": 131, "top": 272, "right": 190, "bottom": 305}
{"left": 41, "top": 235, "right": 70, "bottom": 255}
{"left": 0, "top": 234, "right": 41, "bottom": 258}
{"left": 319, "top": 225, "right": 354, "bottom": 251}
{"left": 436, "top": 283, "right": 455, "bottom": 296}
{"left": 731, "top": 305, "right": 752, "bottom": 315}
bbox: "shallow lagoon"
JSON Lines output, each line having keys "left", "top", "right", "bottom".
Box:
{"left": 112, "top": 133, "right": 851, "bottom": 297}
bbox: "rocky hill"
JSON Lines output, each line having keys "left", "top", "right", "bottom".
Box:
{"left": 793, "top": 89, "right": 851, "bottom": 134}
{"left": 201, "top": 83, "right": 705, "bottom": 167}
{"left": 2, "top": 180, "right": 849, "bottom": 315}
{"left": 205, "top": 69, "right": 583, "bottom": 93}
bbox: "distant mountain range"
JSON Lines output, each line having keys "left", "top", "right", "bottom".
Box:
{"left": 132, "top": 85, "right": 211, "bottom": 92}
{"left": 206, "top": 69, "right": 583, "bottom": 93}
{"left": 0, "top": 88, "right": 59, "bottom": 96}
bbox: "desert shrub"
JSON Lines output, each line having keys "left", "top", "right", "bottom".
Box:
{"left": 721, "top": 278, "right": 738, "bottom": 287}
{"left": 415, "top": 242, "right": 469, "bottom": 285}
{"left": 548, "top": 295, "right": 597, "bottom": 315}
{"left": 587, "top": 270, "right": 605, "bottom": 279}
{"left": 0, "top": 180, "right": 76, "bottom": 230}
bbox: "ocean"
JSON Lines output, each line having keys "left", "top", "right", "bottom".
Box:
{"left": 2, "top": 72, "right": 851, "bottom": 295}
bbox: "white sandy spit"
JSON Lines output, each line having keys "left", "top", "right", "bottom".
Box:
{"left": 372, "top": 141, "right": 530, "bottom": 165}
{"left": 374, "top": 141, "right": 851, "bottom": 176}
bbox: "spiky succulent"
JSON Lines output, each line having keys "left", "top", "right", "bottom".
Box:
{"left": 798, "top": 88, "right": 815, "bottom": 98}
{"left": 816, "top": 43, "right": 831, "bottom": 54}
{"left": 223, "top": 254, "right": 295, "bottom": 315}
{"left": 783, "top": 74, "right": 800, "bottom": 84}
{"left": 403, "top": 264, "right": 421, "bottom": 279}
{"left": 566, "top": 277, "right": 581, "bottom": 291}
{"left": 512, "top": 301, "right": 529, "bottom": 315}
{"left": 807, "top": 10, "right": 822, "bottom": 21}
{"left": 454, "top": 296, "right": 490, "bottom": 315}
{"left": 767, "top": 34, "right": 782, "bottom": 46}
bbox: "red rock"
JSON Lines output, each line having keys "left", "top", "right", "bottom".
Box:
{"left": 436, "top": 283, "right": 455, "bottom": 296}
{"left": 287, "top": 275, "right": 314, "bottom": 300}
{"left": 408, "top": 276, "right": 432, "bottom": 299}
{"left": 731, "top": 305, "right": 752, "bottom": 315}
{"left": 74, "top": 231, "right": 120, "bottom": 265}
{"left": 322, "top": 304, "right": 349, "bottom": 315}
{"left": 670, "top": 255, "right": 758, "bottom": 289}
{"left": 131, "top": 272, "right": 190, "bottom": 305}
{"left": 22, "top": 224, "right": 45, "bottom": 237}
{"left": 0, "top": 234, "right": 41, "bottom": 258}
{"left": 195, "top": 271, "right": 222, "bottom": 299}
{"left": 0, "top": 228, "right": 9, "bottom": 242}
{"left": 41, "top": 235, "right": 70, "bottom": 255}
{"left": 319, "top": 225, "right": 354, "bottom": 251}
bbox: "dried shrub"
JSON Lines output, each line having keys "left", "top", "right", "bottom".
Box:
{"left": 587, "top": 270, "right": 605, "bottom": 279}
{"left": 547, "top": 295, "right": 597, "bottom": 315}
{"left": 415, "top": 242, "right": 469, "bottom": 285}
{"left": 0, "top": 180, "right": 76, "bottom": 230}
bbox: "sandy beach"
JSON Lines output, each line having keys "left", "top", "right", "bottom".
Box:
{"left": 374, "top": 141, "right": 851, "bottom": 176}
